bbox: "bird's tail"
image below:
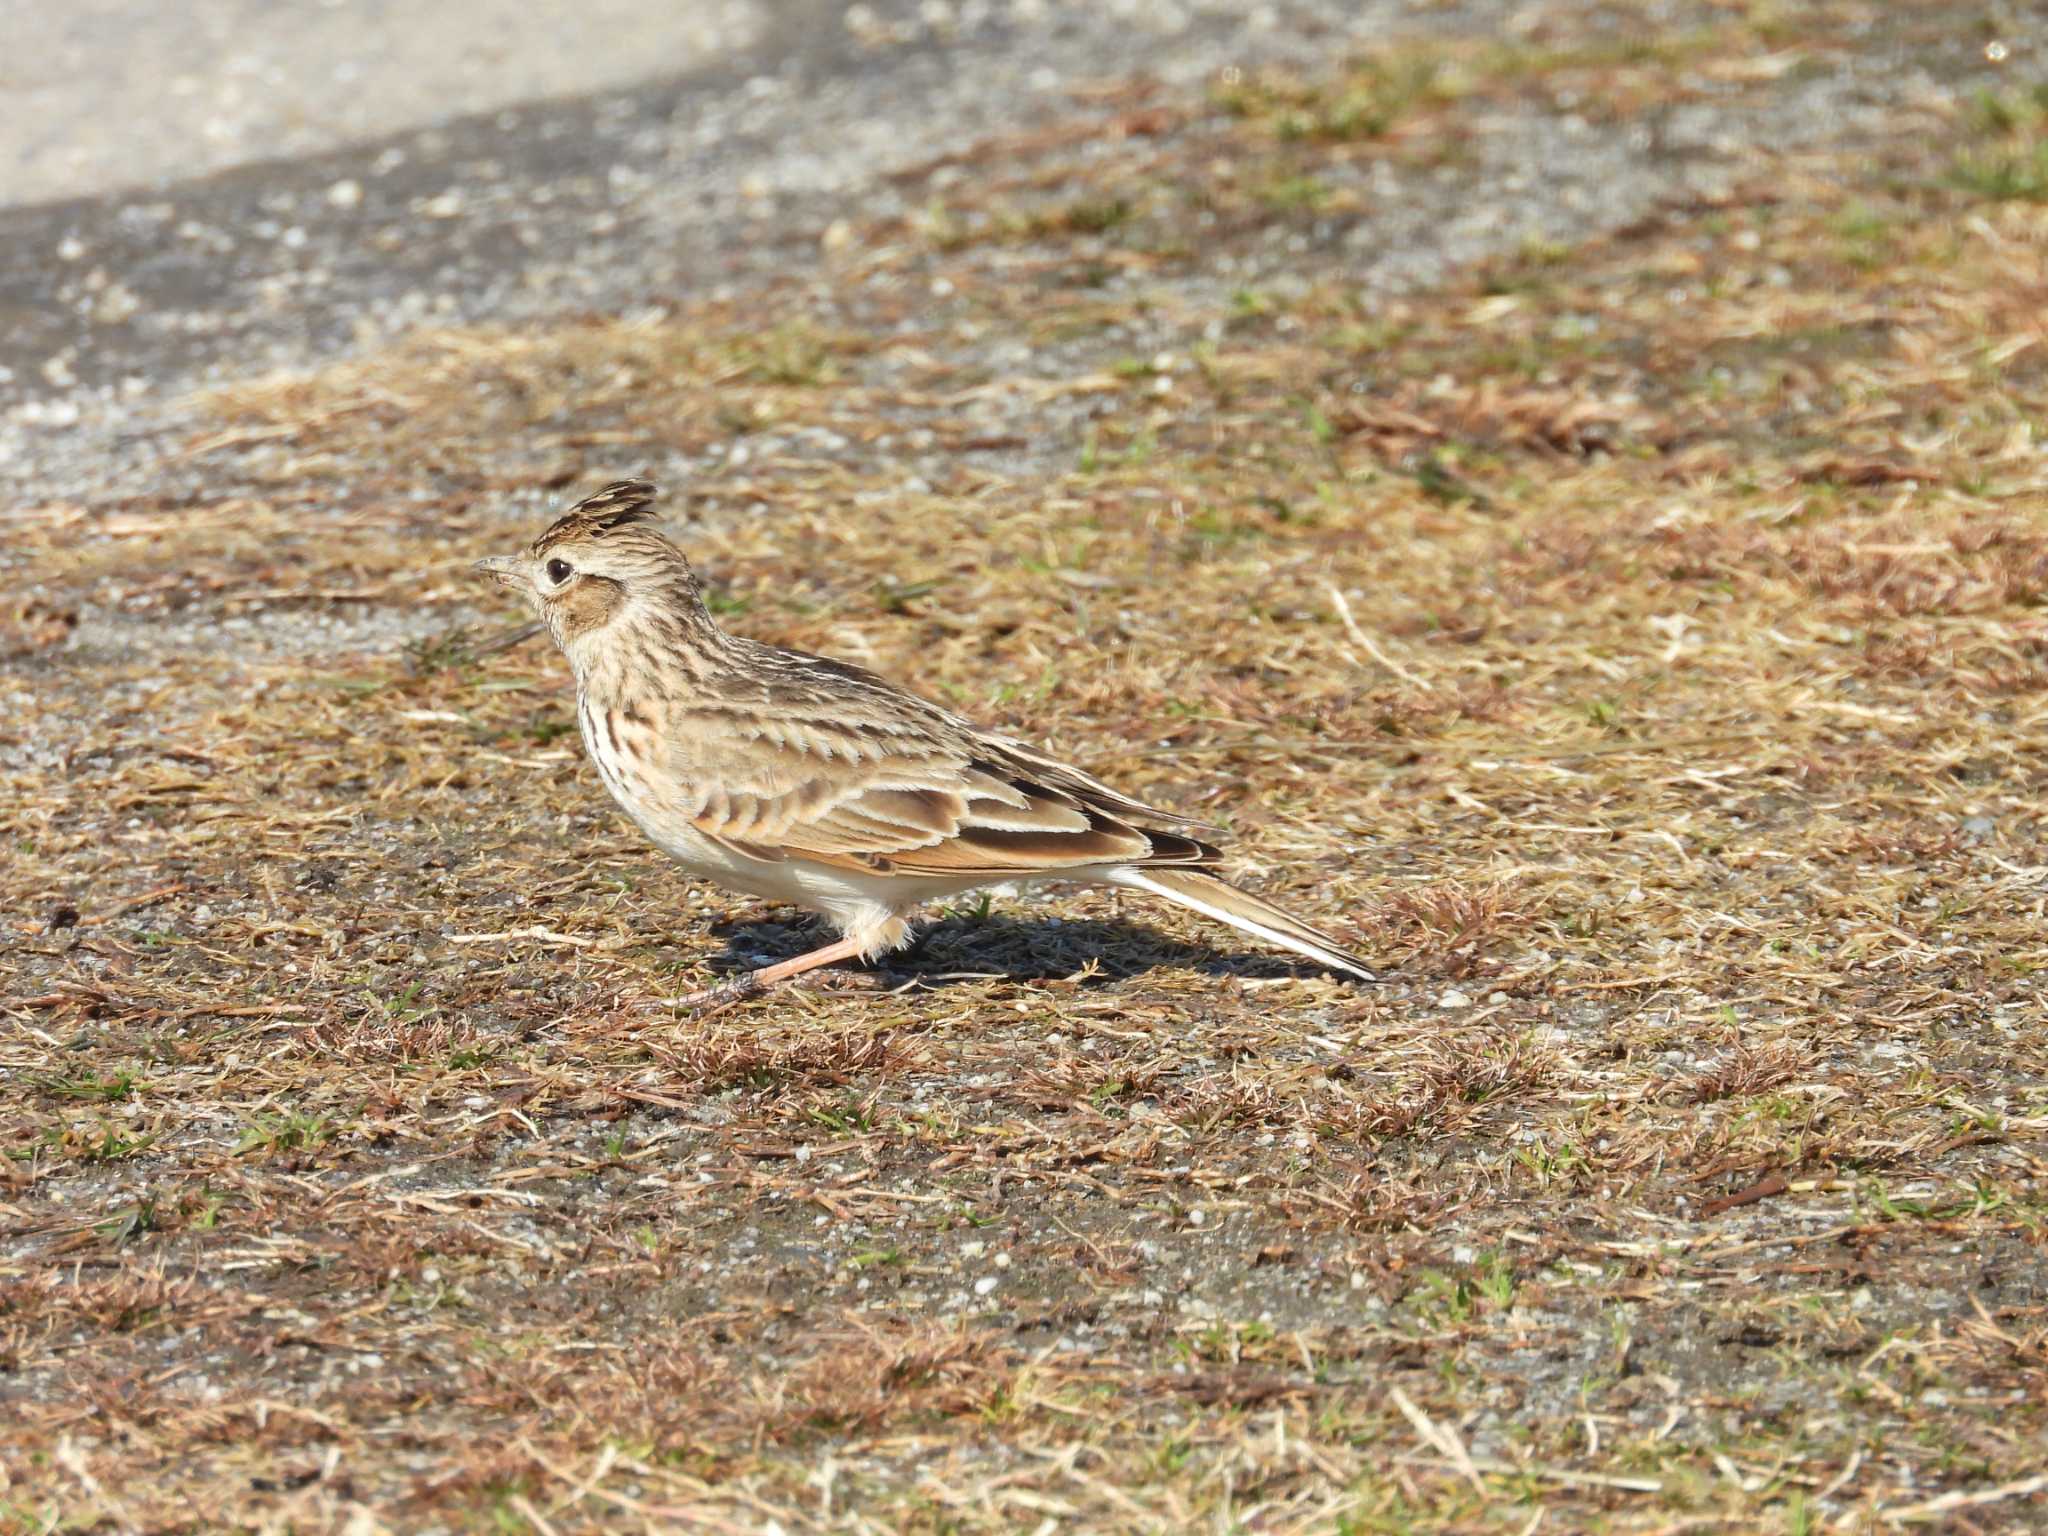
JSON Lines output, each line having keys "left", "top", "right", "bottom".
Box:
{"left": 1112, "top": 867, "right": 1375, "bottom": 981}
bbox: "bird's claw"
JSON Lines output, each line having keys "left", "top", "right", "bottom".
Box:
{"left": 670, "top": 972, "right": 767, "bottom": 1015}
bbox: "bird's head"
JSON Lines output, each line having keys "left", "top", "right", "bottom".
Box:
{"left": 474, "top": 480, "right": 708, "bottom": 655}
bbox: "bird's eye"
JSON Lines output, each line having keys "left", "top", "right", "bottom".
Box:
{"left": 545, "top": 558, "right": 574, "bottom": 585}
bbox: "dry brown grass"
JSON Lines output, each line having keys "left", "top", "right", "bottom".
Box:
{"left": 6, "top": 1, "right": 2048, "bottom": 1531}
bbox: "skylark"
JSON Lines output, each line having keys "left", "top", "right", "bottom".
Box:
{"left": 474, "top": 480, "right": 1373, "bottom": 1002}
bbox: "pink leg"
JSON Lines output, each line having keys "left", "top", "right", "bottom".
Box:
{"left": 674, "top": 933, "right": 870, "bottom": 1012}
{"left": 750, "top": 933, "right": 870, "bottom": 987}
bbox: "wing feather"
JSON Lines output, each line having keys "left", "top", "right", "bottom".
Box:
{"left": 671, "top": 712, "right": 1217, "bottom": 878}
{"left": 651, "top": 638, "right": 1220, "bottom": 877}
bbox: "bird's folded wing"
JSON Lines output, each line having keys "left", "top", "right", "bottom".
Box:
{"left": 672, "top": 712, "right": 1214, "bottom": 876}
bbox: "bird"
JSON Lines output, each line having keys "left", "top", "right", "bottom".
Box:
{"left": 473, "top": 480, "right": 1373, "bottom": 1005}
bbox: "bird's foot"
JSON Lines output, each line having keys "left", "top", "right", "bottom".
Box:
{"left": 668, "top": 965, "right": 881, "bottom": 1015}
{"left": 669, "top": 971, "right": 768, "bottom": 1015}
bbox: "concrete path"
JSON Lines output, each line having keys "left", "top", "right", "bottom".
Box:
{"left": 0, "top": 0, "right": 760, "bottom": 205}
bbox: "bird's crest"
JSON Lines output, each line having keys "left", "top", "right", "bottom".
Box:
{"left": 534, "top": 480, "right": 662, "bottom": 552}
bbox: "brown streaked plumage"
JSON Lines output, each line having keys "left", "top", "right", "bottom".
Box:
{"left": 474, "top": 479, "right": 1374, "bottom": 1003}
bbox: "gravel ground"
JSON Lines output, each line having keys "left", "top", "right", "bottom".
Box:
{"left": 5, "top": 0, "right": 2023, "bottom": 496}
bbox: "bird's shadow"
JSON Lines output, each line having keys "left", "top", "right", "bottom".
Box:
{"left": 702, "top": 907, "right": 1349, "bottom": 989}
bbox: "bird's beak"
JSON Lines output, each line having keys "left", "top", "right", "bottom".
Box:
{"left": 472, "top": 554, "right": 526, "bottom": 588}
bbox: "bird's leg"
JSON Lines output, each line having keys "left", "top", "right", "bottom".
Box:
{"left": 750, "top": 933, "right": 871, "bottom": 988}
{"left": 673, "top": 933, "right": 870, "bottom": 1013}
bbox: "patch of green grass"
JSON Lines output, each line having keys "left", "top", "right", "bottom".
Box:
{"left": 1258, "top": 174, "right": 1333, "bottom": 211}
{"left": 33, "top": 1071, "right": 137, "bottom": 1102}
{"left": 525, "top": 713, "right": 577, "bottom": 745}
{"left": 1058, "top": 197, "right": 1133, "bottom": 234}
{"left": 97, "top": 1199, "right": 157, "bottom": 1245}
{"left": 944, "top": 891, "right": 997, "bottom": 923}
{"left": 56, "top": 1123, "right": 158, "bottom": 1163}
{"left": 363, "top": 976, "right": 433, "bottom": 1023}
{"left": 704, "top": 586, "right": 751, "bottom": 616}
{"left": 235, "top": 1112, "right": 334, "bottom": 1157}
{"left": 1475, "top": 1251, "right": 1516, "bottom": 1311}
{"left": 1950, "top": 142, "right": 2048, "bottom": 202}
{"left": 730, "top": 320, "right": 850, "bottom": 386}
{"left": 874, "top": 577, "right": 944, "bottom": 614}
{"left": 1967, "top": 83, "right": 2048, "bottom": 137}
{"left": 807, "top": 1096, "right": 878, "bottom": 1134}
{"left": 1218, "top": 47, "right": 1457, "bottom": 143}
{"left": 1951, "top": 87, "right": 2048, "bottom": 201}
